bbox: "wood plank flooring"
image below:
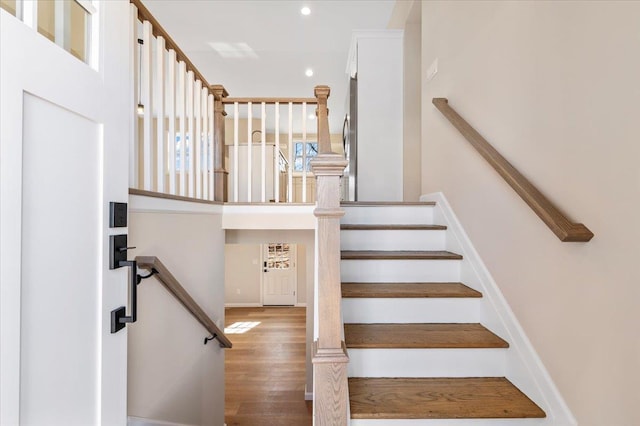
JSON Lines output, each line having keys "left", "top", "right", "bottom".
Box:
{"left": 348, "top": 377, "right": 546, "bottom": 419}
{"left": 225, "top": 307, "right": 312, "bottom": 426}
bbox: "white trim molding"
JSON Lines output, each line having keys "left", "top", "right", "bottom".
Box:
{"left": 420, "top": 192, "right": 577, "bottom": 426}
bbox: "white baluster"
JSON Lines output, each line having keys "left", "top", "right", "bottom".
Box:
{"left": 142, "top": 21, "right": 153, "bottom": 191}
{"left": 129, "top": 4, "right": 139, "bottom": 189}
{"left": 155, "top": 36, "right": 165, "bottom": 193}
{"left": 261, "top": 102, "right": 266, "bottom": 202}
{"left": 194, "top": 79, "right": 202, "bottom": 199}
{"left": 167, "top": 50, "right": 176, "bottom": 195}
{"left": 247, "top": 102, "right": 252, "bottom": 203}
{"left": 288, "top": 102, "right": 293, "bottom": 203}
{"left": 302, "top": 102, "right": 307, "bottom": 203}
{"left": 208, "top": 94, "right": 215, "bottom": 201}
{"left": 187, "top": 71, "right": 195, "bottom": 198}
{"left": 202, "top": 87, "right": 209, "bottom": 200}
{"left": 234, "top": 102, "right": 239, "bottom": 203}
{"left": 178, "top": 61, "right": 186, "bottom": 196}
{"left": 274, "top": 102, "right": 280, "bottom": 203}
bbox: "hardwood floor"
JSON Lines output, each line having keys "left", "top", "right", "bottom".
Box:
{"left": 225, "top": 307, "right": 312, "bottom": 426}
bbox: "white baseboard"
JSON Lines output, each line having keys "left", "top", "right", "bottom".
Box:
{"left": 128, "top": 416, "right": 197, "bottom": 426}
{"left": 224, "top": 303, "right": 262, "bottom": 308}
{"left": 420, "top": 192, "right": 576, "bottom": 426}
{"left": 225, "top": 302, "right": 306, "bottom": 308}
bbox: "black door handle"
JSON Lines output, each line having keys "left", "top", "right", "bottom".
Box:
{"left": 111, "top": 259, "right": 138, "bottom": 333}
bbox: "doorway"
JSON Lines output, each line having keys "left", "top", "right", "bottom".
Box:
{"left": 262, "top": 243, "right": 297, "bottom": 306}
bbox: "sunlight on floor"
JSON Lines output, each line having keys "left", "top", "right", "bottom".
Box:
{"left": 224, "top": 321, "right": 261, "bottom": 334}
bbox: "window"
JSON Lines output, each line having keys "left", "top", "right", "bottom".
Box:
{"left": 36, "top": 0, "right": 94, "bottom": 64}
{"left": 172, "top": 133, "right": 211, "bottom": 172}
{"left": 294, "top": 141, "right": 317, "bottom": 172}
{"left": 265, "top": 243, "right": 291, "bottom": 269}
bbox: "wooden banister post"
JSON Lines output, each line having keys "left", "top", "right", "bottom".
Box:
{"left": 311, "top": 85, "right": 349, "bottom": 425}
{"left": 211, "top": 85, "right": 229, "bottom": 202}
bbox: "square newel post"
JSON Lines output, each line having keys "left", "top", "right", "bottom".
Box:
{"left": 311, "top": 85, "right": 349, "bottom": 426}
{"left": 211, "top": 84, "right": 229, "bottom": 202}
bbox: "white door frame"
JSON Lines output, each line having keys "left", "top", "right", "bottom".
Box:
{"left": 0, "top": 3, "right": 132, "bottom": 424}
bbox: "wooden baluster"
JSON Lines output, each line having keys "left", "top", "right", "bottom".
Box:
{"left": 211, "top": 85, "right": 228, "bottom": 202}
{"left": 311, "top": 85, "right": 349, "bottom": 426}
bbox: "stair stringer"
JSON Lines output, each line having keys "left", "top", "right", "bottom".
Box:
{"left": 419, "top": 192, "right": 576, "bottom": 426}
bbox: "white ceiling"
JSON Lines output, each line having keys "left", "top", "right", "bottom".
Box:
{"left": 140, "top": 0, "right": 396, "bottom": 132}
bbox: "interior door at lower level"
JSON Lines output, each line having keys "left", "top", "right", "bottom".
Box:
{"left": 262, "top": 243, "right": 297, "bottom": 306}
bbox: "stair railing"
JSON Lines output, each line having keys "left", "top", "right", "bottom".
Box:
{"left": 136, "top": 256, "right": 232, "bottom": 348}
{"left": 311, "top": 86, "right": 349, "bottom": 425}
{"left": 129, "top": 0, "right": 228, "bottom": 202}
{"left": 433, "top": 98, "right": 594, "bottom": 242}
{"left": 221, "top": 97, "right": 319, "bottom": 203}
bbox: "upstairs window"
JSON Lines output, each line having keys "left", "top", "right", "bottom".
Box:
{"left": 293, "top": 141, "right": 317, "bottom": 172}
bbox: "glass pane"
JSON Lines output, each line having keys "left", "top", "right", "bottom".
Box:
{"left": 294, "top": 142, "right": 303, "bottom": 156}
{"left": 37, "top": 0, "right": 55, "bottom": 42}
{"left": 69, "top": 0, "right": 88, "bottom": 62}
{"left": 294, "top": 157, "right": 303, "bottom": 172}
{"left": 0, "top": 0, "right": 17, "bottom": 16}
{"left": 306, "top": 143, "right": 318, "bottom": 156}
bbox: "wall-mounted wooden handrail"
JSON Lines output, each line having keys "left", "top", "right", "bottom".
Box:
{"left": 136, "top": 256, "right": 232, "bottom": 348}
{"left": 433, "top": 98, "right": 593, "bottom": 242}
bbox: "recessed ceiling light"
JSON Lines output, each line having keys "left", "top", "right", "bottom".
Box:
{"left": 301, "top": 6, "right": 311, "bottom": 16}
{"left": 305, "top": 68, "right": 313, "bottom": 77}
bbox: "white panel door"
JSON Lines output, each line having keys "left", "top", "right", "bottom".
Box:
{"left": 262, "top": 243, "right": 297, "bottom": 306}
{"left": 0, "top": 3, "right": 131, "bottom": 425}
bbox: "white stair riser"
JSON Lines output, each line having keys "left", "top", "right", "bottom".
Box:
{"left": 342, "top": 298, "right": 481, "bottom": 323}
{"left": 342, "top": 206, "right": 434, "bottom": 225}
{"left": 350, "top": 419, "right": 550, "bottom": 426}
{"left": 341, "top": 259, "right": 460, "bottom": 282}
{"left": 341, "top": 229, "right": 446, "bottom": 251}
{"left": 347, "top": 348, "right": 506, "bottom": 378}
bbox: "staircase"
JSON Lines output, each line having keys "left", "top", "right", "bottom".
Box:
{"left": 340, "top": 201, "right": 547, "bottom": 424}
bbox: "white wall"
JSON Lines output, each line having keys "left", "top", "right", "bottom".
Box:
{"left": 420, "top": 2, "right": 640, "bottom": 425}
{"left": 356, "top": 31, "right": 404, "bottom": 201}
{"left": 225, "top": 230, "right": 315, "bottom": 398}
{"left": 128, "top": 206, "right": 225, "bottom": 426}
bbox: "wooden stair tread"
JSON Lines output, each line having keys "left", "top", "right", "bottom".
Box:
{"left": 344, "top": 323, "right": 508, "bottom": 349}
{"left": 341, "top": 201, "right": 436, "bottom": 206}
{"left": 348, "top": 377, "right": 546, "bottom": 419}
{"left": 341, "top": 250, "right": 462, "bottom": 260}
{"left": 341, "top": 224, "right": 447, "bottom": 230}
{"left": 342, "top": 282, "right": 482, "bottom": 298}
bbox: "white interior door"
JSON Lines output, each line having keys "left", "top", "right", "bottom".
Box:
{"left": 262, "top": 243, "right": 297, "bottom": 306}
{"left": 0, "top": 3, "right": 131, "bottom": 424}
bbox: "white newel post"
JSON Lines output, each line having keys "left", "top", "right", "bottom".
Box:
{"left": 311, "top": 85, "right": 349, "bottom": 425}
